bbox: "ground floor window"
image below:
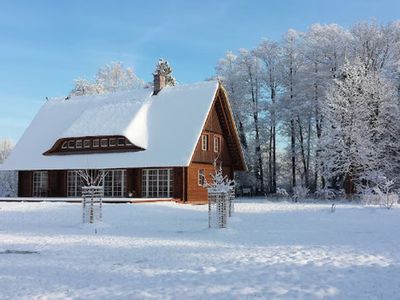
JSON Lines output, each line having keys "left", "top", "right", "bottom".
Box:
{"left": 33, "top": 171, "right": 48, "bottom": 197}
{"left": 67, "top": 170, "right": 83, "bottom": 197}
{"left": 142, "top": 169, "right": 174, "bottom": 198}
{"left": 104, "top": 169, "right": 127, "bottom": 197}
{"left": 67, "top": 169, "right": 127, "bottom": 198}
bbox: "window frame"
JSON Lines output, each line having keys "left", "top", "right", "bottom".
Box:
{"left": 142, "top": 169, "right": 174, "bottom": 198}
{"left": 75, "top": 139, "right": 83, "bottom": 149}
{"left": 201, "top": 134, "right": 209, "bottom": 151}
{"left": 100, "top": 138, "right": 108, "bottom": 148}
{"left": 68, "top": 140, "right": 75, "bottom": 149}
{"left": 32, "top": 171, "right": 48, "bottom": 197}
{"left": 83, "top": 139, "right": 91, "bottom": 148}
{"left": 198, "top": 169, "right": 205, "bottom": 186}
{"left": 92, "top": 139, "right": 100, "bottom": 148}
{"left": 117, "top": 137, "right": 125, "bottom": 146}
{"left": 109, "top": 138, "right": 116, "bottom": 147}
{"left": 214, "top": 135, "right": 221, "bottom": 153}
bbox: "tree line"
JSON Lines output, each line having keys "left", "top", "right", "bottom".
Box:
{"left": 215, "top": 21, "right": 400, "bottom": 196}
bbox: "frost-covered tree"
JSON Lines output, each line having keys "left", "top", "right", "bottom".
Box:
{"left": 70, "top": 62, "right": 144, "bottom": 96}
{"left": 254, "top": 40, "right": 283, "bottom": 193}
{"left": 320, "top": 59, "right": 398, "bottom": 193}
{"left": 154, "top": 58, "right": 177, "bottom": 86}
{"left": 0, "top": 139, "right": 17, "bottom": 197}
{"left": 214, "top": 20, "right": 400, "bottom": 197}
{"left": 0, "top": 139, "right": 13, "bottom": 163}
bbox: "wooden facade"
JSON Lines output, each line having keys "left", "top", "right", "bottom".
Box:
{"left": 17, "top": 84, "right": 245, "bottom": 204}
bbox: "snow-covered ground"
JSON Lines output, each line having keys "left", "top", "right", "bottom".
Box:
{"left": 0, "top": 199, "right": 399, "bottom": 299}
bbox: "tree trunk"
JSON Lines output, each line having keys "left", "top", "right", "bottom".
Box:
{"left": 297, "top": 116, "right": 308, "bottom": 187}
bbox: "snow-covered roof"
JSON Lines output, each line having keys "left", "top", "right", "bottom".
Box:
{"left": 2, "top": 81, "right": 219, "bottom": 170}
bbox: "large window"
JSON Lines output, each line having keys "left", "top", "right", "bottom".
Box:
{"left": 104, "top": 170, "right": 127, "bottom": 197}
{"left": 67, "top": 169, "right": 126, "bottom": 198}
{"left": 67, "top": 170, "right": 83, "bottom": 197}
{"left": 142, "top": 169, "right": 174, "bottom": 198}
{"left": 33, "top": 171, "right": 48, "bottom": 197}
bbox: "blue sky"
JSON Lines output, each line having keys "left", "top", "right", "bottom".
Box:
{"left": 1, "top": 0, "right": 399, "bottom": 142}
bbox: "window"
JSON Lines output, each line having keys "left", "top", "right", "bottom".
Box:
{"left": 83, "top": 139, "right": 91, "bottom": 148}
{"left": 61, "top": 141, "right": 68, "bottom": 149}
{"left": 67, "top": 170, "right": 83, "bottom": 197}
{"left": 100, "top": 138, "right": 108, "bottom": 147}
{"left": 68, "top": 140, "right": 75, "bottom": 149}
{"left": 104, "top": 169, "right": 127, "bottom": 197}
{"left": 93, "top": 139, "right": 100, "bottom": 148}
{"left": 201, "top": 134, "right": 209, "bottom": 151}
{"left": 214, "top": 135, "right": 221, "bottom": 153}
{"left": 142, "top": 169, "right": 174, "bottom": 198}
{"left": 76, "top": 139, "right": 83, "bottom": 149}
{"left": 33, "top": 171, "right": 48, "bottom": 197}
{"left": 109, "top": 138, "right": 116, "bottom": 147}
{"left": 198, "top": 169, "right": 205, "bottom": 186}
{"left": 117, "top": 138, "right": 125, "bottom": 146}
{"left": 126, "top": 139, "right": 133, "bottom": 146}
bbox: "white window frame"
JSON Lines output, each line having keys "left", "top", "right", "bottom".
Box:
{"left": 117, "top": 137, "right": 125, "bottom": 146}
{"left": 201, "top": 134, "right": 208, "bottom": 151}
{"left": 214, "top": 135, "right": 221, "bottom": 153}
{"left": 83, "top": 139, "right": 91, "bottom": 148}
{"left": 109, "top": 138, "right": 116, "bottom": 147}
{"left": 104, "top": 169, "right": 127, "bottom": 197}
{"left": 100, "top": 138, "right": 108, "bottom": 148}
{"left": 67, "top": 170, "right": 82, "bottom": 197}
{"left": 198, "top": 169, "right": 205, "bottom": 186}
{"left": 68, "top": 140, "right": 75, "bottom": 149}
{"left": 33, "top": 171, "right": 48, "bottom": 197}
{"left": 142, "top": 169, "right": 174, "bottom": 198}
{"left": 93, "top": 139, "right": 100, "bottom": 148}
{"left": 61, "top": 141, "right": 68, "bottom": 149}
{"left": 76, "top": 139, "right": 83, "bottom": 149}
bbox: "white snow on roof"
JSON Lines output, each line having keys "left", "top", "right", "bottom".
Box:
{"left": 2, "top": 81, "right": 219, "bottom": 170}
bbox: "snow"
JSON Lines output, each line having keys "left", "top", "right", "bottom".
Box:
{"left": 0, "top": 199, "right": 399, "bottom": 299}
{"left": 1, "top": 81, "right": 219, "bottom": 171}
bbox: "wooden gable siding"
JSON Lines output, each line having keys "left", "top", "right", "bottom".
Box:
{"left": 187, "top": 163, "right": 232, "bottom": 203}
{"left": 191, "top": 98, "right": 232, "bottom": 167}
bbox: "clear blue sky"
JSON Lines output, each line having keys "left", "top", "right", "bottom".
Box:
{"left": 1, "top": 0, "right": 399, "bottom": 143}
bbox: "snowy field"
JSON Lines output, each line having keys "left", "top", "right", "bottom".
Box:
{"left": 0, "top": 200, "right": 399, "bottom": 300}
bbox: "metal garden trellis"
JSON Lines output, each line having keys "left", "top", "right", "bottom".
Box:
{"left": 78, "top": 170, "right": 108, "bottom": 224}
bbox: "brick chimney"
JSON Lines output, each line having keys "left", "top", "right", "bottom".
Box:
{"left": 153, "top": 70, "right": 166, "bottom": 95}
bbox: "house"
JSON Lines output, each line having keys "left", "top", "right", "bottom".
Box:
{"left": 1, "top": 72, "right": 246, "bottom": 203}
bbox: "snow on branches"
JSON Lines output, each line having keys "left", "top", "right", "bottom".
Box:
{"left": 70, "top": 62, "right": 145, "bottom": 96}
{"left": 154, "top": 58, "right": 177, "bottom": 87}
{"left": 203, "top": 162, "right": 235, "bottom": 194}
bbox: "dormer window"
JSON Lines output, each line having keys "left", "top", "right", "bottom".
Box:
{"left": 201, "top": 134, "right": 208, "bottom": 151}
{"left": 76, "top": 139, "right": 83, "bottom": 149}
{"left": 93, "top": 139, "right": 100, "bottom": 148}
{"left": 44, "top": 136, "right": 144, "bottom": 155}
{"left": 117, "top": 138, "right": 125, "bottom": 146}
{"left": 214, "top": 135, "right": 221, "bottom": 153}
{"left": 101, "top": 138, "right": 108, "bottom": 147}
{"left": 109, "top": 138, "right": 116, "bottom": 147}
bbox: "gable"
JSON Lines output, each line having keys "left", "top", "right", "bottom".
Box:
{"left": 190, "top": 85, "right": 246, "bottom": 171}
